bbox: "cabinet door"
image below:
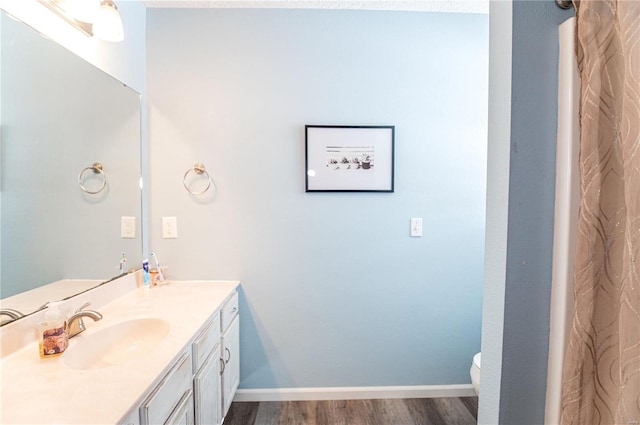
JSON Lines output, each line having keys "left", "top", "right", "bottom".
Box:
{"left": 194, "top": 345, "right": 222, "bottom": 425}
{"left": 221, "top": 315, "right": 240, "bottom": 417}
{"left": 165, "top": 389, "right": 194, "bottom": 425}
{"left": 192, "top": 314, "right": 221, "bottom": 373}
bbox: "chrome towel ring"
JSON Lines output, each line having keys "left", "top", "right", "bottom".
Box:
{"left": 78, "top": 162, "right": 107, "bottom": 194}
{"left": 183, "top": 163, "right": 213, "bottom": 195}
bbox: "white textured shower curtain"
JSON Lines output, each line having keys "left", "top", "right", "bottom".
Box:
{"left": 560, "top": 1, "right": 640, "bottom": 424}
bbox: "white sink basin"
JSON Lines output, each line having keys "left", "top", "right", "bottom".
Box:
{"left": 64, "top": 318, "right": 170, "bottom": 370}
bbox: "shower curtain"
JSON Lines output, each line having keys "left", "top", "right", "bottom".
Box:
{"left": 561, "top": 1, "right": 640, "bottom": 424}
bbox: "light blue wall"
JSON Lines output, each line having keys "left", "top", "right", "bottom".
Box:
{"left": 147, "top": 9, "right": 488, "bottom": 388}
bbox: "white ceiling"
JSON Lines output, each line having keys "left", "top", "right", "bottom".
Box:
{"left": 141, "top": 0, "right": 489, "bottom": 14}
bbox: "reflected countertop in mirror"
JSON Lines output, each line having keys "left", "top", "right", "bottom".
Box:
{"left": 0, "top": 11, "right": 143, "bottom": 323}
{"left": 0, "top": 279, "right": 103, "bottom": 325}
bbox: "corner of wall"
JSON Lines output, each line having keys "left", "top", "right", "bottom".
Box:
{"left": 479, "top": 0, "right": 512, "bottom": 423}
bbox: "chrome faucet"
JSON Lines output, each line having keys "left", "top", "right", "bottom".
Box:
{"left": 0, "top": 308, "right": 24, "bottom": 324}
{"left": 67, "top": 302, "right": 103, "bottom": 338}
{"left": 0, "top": 308, "right": 24, "bottom": 320}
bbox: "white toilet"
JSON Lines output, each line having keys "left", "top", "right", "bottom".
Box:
{"left": 470, "top": 352, "right": 481, "bottom": 396}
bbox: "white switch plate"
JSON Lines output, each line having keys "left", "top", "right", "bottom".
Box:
{"left": 162, "top": 216, "right": 178, "bottom": 239}
{"left": 410, "top": 218, "right": 423, "bottom": 237}
{"left": 121, "top": 216, "right": 136, "bottom": 239}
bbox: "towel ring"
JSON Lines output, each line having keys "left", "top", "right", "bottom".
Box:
{"left": 78, "top": 162, "right": 107, "bottom": 194}
{"left": 183, "top": 163, "right": 213, "bottom": 195}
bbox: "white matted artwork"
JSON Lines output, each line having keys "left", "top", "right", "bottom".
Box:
{"left": 305, "top": 125, "right": 395, "bottom": 192}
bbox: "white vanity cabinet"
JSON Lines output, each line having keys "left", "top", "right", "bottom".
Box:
{"left": 133, "top": 291, "right": 240, "bottom": 425}
{"left": 0, "top": 280, "right": 241, "bottom": 425}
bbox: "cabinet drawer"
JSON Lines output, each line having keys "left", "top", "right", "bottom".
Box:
{"left": 220, "top": 292, "right": 238, "bottom": 332}
{"left": 192, "top": 313, "right": 221, "bottom": 373}
{"left": 141, "top": 351, "right": 192, "bottom": 425}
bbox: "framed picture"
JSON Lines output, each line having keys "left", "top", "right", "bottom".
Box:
{"left": 305, "top": 125, "right": 395, "bottom": 192}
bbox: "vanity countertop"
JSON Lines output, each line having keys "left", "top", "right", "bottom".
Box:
{"left": 0, "top": 280, "right": 239, "bottom": 425}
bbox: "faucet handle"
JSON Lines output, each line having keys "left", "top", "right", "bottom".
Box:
{"left": 75, "top": 302, "right": 92, "bottom": 313}
{"left": 67, "top": 304, "right": 102, "bottom": 338}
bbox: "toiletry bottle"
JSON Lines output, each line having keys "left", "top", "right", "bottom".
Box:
{"left": 142, "top": 259, "right": 150, "bottom": 288}
{"left": 39, "top": 302, "right": 68, "bottom": 358}
{"left": 120, "top": 252, "right": 127, "bottom": 275}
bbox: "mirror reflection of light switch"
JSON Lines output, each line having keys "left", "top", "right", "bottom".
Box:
{"left": 121, "top": 216, "right": 136, "bottom": 239}
{"left": 162, "top": 217, "right": 178, "bottom": 239}
{"left": 410, "top": 218, "right": 423, "bottom": 237}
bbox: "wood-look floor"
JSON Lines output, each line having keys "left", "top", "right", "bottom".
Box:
{"left": 224, "top": 397, "right": 478, "bottom": 425}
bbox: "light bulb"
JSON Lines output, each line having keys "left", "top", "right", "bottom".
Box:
{"left": 93, "top": 0, "right": 124, "bottom": 42}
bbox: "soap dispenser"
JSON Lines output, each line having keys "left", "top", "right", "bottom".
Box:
{"left": 39, "top": 301, "right": 68, "bottom": 358}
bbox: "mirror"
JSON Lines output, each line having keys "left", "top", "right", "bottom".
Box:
{"left": 0, "top": 11, "right": 143, "bottom": 324}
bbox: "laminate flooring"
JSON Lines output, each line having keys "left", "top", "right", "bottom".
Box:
{"left": 224, "top": 397, "right": 478, "bottom": 425}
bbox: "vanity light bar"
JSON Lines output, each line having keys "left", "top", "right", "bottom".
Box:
{"left": 38, "top": 0, "right": 94, "bottom": 37}
{"left": 37, "top": 0, "right": 124, "bottom": 42}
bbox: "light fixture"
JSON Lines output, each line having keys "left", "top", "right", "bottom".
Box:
{"left": 92, "top": 1, "right": 124, "bottom": 42}
{"left": 38, "top": 0, "right": 124, "bottom": 42}
{"left": 39, "top": 0, "right": 93, "bottom": 37}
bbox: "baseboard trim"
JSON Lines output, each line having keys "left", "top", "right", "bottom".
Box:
{"left": 234, "top": 384, "right": 476, "bottom": 402}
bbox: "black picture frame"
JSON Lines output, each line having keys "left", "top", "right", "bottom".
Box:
{"left": 305, "top": 125, "right": 395, "bottom": 192}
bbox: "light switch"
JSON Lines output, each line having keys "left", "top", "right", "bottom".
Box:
{"left": 162, "top": 217, "right": 178, "bottom": 239}
{"left": 410, "top": 218, "right": 423, "bottom": 237}
{"left": 121, "top": 216, "right": 136, "bottom": 239}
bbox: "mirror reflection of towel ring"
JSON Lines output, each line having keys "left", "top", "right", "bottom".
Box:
{"left": 183, "top": 163, "right": 213, "bottom": 195}
{"left": 78, "top": 162, "right": 107, "bottom": 194}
